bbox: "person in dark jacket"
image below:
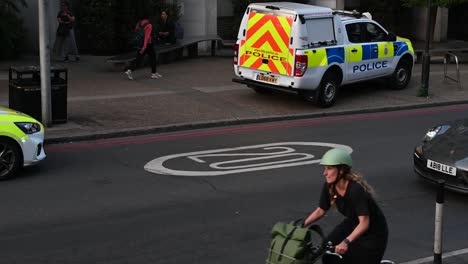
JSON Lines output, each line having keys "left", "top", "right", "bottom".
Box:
{"left": 157, "top": 10, "right": 176, "bottom": 45}
{"left": 304, "top": 148, "right": 389, "bottom": 264}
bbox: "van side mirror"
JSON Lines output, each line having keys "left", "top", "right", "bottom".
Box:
{"left": 386, "top": 32, "right": 397, "bottom": 42}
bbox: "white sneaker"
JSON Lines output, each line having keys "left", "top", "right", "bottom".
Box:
{"left": 125, "top": 69, "right": 134, "bottom": 80}
{"left": 151, "top": 72, "right": 163, "bottom": 79}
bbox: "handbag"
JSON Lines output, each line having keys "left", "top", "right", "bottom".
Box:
{"left": 56, "top": 24, "right": 70, "bottom": 36}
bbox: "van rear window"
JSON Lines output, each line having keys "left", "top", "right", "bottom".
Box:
{"left": 306, "top": 18, "right": 335, "bottom": 45}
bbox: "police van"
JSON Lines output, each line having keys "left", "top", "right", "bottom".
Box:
{"left": 232, "top": 2, "right": 415, "bottom": 107}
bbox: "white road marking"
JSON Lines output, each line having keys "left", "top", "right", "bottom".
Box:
{"left": 188, "top": 147, "right": 315, "bottom": 170}
{"left": 400, "top": 248, "right": 468, "bottom": 264}
{"left": 144, "top": 142, "right": 352, "bottom": 176}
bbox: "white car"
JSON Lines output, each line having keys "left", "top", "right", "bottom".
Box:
{"left": 0, "top": 106, "right": 46, "bottom": 180}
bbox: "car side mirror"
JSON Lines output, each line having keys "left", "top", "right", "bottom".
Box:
{"left": 386, "top": 32, "right": 397, "bottom": 42}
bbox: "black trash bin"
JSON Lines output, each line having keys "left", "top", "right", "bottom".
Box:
{"left": 9, "top": 65, "right": 68, "bottom": 124}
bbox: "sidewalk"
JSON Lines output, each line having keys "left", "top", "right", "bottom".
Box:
{"left": 0, "top": 51, "right": 467, "bottom": 144}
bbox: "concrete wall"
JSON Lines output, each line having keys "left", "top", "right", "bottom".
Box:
{"left": 18, "top": 0, "right": 450, "bottom": 54}
{"left": 178, "top": 0, "right": 217, "bottom": 51}
{"left": 310, "top": 0, "right": 344, "bottom": 9}
{"left": 217, "top": 0, "right": 233, "bottom": 16}
{"left": 20, "top": 0, "right": 60, "bottom": 54}
{"left": 412, "top": 7, "right": 448, "bottom": 42}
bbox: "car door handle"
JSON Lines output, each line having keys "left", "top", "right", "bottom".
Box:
{"left": 351, "top": 48, "right": 358, "bottom": 53}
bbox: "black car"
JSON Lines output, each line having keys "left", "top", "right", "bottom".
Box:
{"left": 414, "top": 119, "right": 468, "bottom": 193}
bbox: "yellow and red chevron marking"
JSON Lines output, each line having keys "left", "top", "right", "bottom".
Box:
{"left": 239, "top": 12, "right": 293, "bottom": 76}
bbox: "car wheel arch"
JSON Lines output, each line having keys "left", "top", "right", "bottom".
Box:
{"left": 0, "top": 136, "right": 24, "bottom": 167}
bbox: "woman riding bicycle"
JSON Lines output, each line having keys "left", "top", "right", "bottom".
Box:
{"left": 304, "top": 148, "right": 388, "bottom": 264}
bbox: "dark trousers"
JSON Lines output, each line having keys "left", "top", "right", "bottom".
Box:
{"left": 322, "top": 219, "right": 388, "bottom": 264}
{"left": 130, "top": 43, "right": 157, "bottom": 73}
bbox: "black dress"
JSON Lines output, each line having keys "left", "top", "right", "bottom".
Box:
{"left": 319, "top": 181, "right": 388, "bottom": 264}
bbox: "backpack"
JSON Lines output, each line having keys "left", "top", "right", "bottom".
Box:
{"left": 174, "top": 22, "right": 184, "bottom": 40}
{"left": 131, "top": 21, "right": 149, "bottom": 49}
{"left": 266, "top": 222, "right": 324, "bottom": 264}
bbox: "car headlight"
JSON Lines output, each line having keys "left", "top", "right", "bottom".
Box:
{"left": 15, "top": 122, "right": 41, "bottom": 134}
{"left": 423, "top": 126, "right": 441, "bottom": 142}
{"left": 422, "top": 125, "right": 450, "bottom": 143}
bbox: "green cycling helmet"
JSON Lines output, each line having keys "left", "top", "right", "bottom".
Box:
{"left": 320, "top": 148, "right": 353, "bottom": 167}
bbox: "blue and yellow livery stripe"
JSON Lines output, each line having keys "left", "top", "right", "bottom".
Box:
{"left": 378, "top": 43, "right": 394, "bottom": 58}
{"left": 326, "top": 48, "right": 345, "bottom": 64}
{"left": 347, "top": 45, "right": 362, "bottom": 62}
{"left": 347, "top": 43, "right": 396, "bottom": 62}
{"left": 397, "top": 37, "right": 414, "bottom": 54}
{"left": 394, "top": 38, "right": 414, "bottom": 57}
{"left": 362, "top": 44, "right": 378, "bottom": 60}
{"left": 305, "top": 47, "right": 344, "bottom": 67}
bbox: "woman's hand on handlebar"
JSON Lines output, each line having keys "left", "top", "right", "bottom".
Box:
{"left": 335, "top": 241, "right": 348, "bottom": 255}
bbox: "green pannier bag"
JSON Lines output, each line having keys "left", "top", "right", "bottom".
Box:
{"left": 266, "top": 221, "right": 324, "bottom": 264}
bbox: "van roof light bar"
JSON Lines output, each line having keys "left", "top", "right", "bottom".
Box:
{"left": 332, "top": 9, "right": 363, "bottom": 18}
{"left": 265, "top": 5, "right": 280, "bottom": 10}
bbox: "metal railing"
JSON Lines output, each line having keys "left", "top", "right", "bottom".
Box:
{"left": 443, "top": 52, "right": 462, "bottom": 90}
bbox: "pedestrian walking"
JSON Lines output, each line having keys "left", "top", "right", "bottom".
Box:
{"left": 125, "top": 13, "right": 162, "bottom": 80}
{"left": 53, "top": 0, "right": 80, "bottom": 62}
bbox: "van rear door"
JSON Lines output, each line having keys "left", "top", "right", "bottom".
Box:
{"left": 239, "top": 10, "right": 294, "bottom": 77}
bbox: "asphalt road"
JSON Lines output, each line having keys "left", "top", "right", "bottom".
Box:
{"left": 1, "top": 105, "right": 468, "bottom": 264}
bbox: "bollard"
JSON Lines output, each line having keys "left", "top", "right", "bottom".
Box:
{"left": 434, "top": 180, "right": 445, "bottom": 264}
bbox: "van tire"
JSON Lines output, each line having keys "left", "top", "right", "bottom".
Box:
{"left": 315, "top": 72, "right": 339, "bottom": 108}
{"left": 389, "top": 59, "right": 412, "bottom": 90}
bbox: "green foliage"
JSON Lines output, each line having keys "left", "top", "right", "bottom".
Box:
{"left": 231, "top": 0, "right": 309, "bottom": 37}
{"left": 76, "top": 0, "right": 180, "bottom": 54}
{"left": 0, "top": 0, "right": 27, "bottom": 59}
{"left": 401, "top": 0, "right": 468, "bottom": 7}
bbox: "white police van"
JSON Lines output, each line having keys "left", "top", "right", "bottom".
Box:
{"left": 232, "top": 2, "right": 415, "bottom": 107}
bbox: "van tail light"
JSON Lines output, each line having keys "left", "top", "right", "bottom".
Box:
{"left": 233, "top": 44, "right": 239, "bottom": 65}
{"left": 294, "top": 55, "right": 308, "bottom": 77}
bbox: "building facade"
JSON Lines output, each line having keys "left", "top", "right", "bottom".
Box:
{"left": 19, "top": 0, "right": 465, "bottom": 54}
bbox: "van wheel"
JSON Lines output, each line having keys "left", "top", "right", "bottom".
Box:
{"left": 248, "top": 85, "right": 271, "bottom": 94}
{"left": 0, "top": 138, "right": 21, "bottom": 180}
{"left": 389, "top": 59, "right": 412, "bottom": 90}
{"left": 315, "top": 72, "right": 339, "bottom": 108}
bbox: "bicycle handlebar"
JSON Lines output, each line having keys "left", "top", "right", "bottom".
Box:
{"left": 324, "top": 241, "right": 343, "bottom": 259}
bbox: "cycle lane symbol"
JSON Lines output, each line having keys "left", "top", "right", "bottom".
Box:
{"left": 144, "top": 142, "right": 352, "bottom": 177}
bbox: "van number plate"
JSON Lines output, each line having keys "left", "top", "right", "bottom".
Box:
{"left": 256, "top": 74, "right": 278, "bottom": 84}
{"left": 427, "top": 159, "right": 457, "bottom": 176}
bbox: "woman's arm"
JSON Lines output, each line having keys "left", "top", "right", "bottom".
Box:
{"left": 346, "top": 215, "right": 369, "bottom": 242}
{"left": 304, "top": 207, "right": 326, "bottom": 226}
{"left": 335, "top": 215, "right": 369, "bottom": 254}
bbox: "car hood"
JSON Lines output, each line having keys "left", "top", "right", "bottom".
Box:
{"left": 0, "top": 106, "right": 38, "bottom": 122}
{"left": 423, "top": 119, "right": 468, "bottom": 170}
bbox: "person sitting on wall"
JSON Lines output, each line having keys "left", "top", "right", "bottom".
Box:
{"left": 157, "top": 10, "right": 176, "bottom": 45}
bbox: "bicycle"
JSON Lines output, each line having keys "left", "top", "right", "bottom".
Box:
{"left": 322, "top": 241, "right": 395, "bottom": 264}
